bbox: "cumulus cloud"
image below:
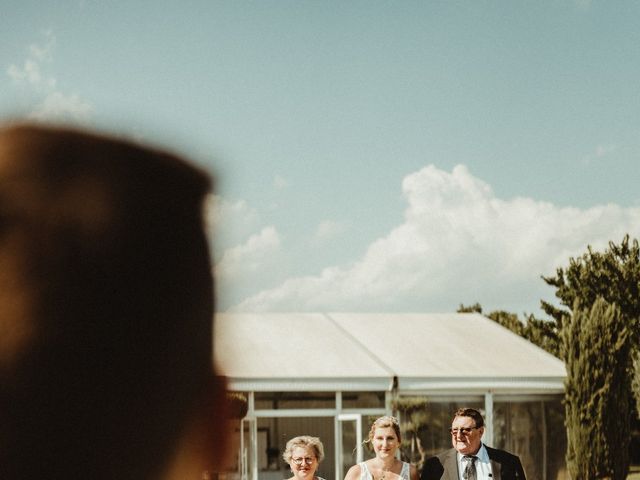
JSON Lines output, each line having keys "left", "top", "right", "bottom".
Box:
{"left": 7, "top": 31, "right": 92, "bottom": 122}
{"left": 312, "top": 219, "right": 347, "bottom": 245}
{"left": 231, "top": 164, "right": 640, "bottom": 313}
{"left": 207, "top": 194, "right": 289, "bottom": 309}
{"left": 30, "top": 92, "right": 92, "bottom": 121}
{"left": 215, "top": 226, "right": 282, "bottom": 282}
{"left": 7, "top": 31, "right": 56, "bottom": 90}
{"left": 273, "top": 174, "right": 289, "bottom": 189}
{"left": 206, "top": 194, "right": 259, "bottom": 249}
{"left": 583, "top": 144, "right": 616, "bottom": 164}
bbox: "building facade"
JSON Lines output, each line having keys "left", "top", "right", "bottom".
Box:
{"left": 215, "top": 313, "right": 567, "bottom": 480}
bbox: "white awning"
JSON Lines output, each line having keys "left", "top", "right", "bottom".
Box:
{"left": 214, "top": 313, "right": 393, "bottom": 391}
{"left": 214, "top": 312, "right": 565, "bottom": 394}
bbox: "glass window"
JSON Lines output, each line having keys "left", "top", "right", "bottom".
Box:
{"left": 255, "top": 391, "right": 335, "bottom": 409}
{"left": 493, "top": 397, "right": 566, "bottom": 480}
{"left": 412, "top": 397, "right": 484, "bottom": 460}
{"left": 256, "top": 416, "right": 335, "bottom": 480}
{"left": 342, "top": 391, "right": 386, "bottom": 409}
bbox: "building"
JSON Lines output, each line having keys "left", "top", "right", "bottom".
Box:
{"left": 214, "top": 312, "right": 566, "bottom": 480}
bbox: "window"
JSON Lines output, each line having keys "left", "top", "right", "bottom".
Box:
{"left": 255, "top": 391, "right": 335, "bottom": 409}
{"left": 494, "top": 397, "right": 566, "bottom": 480}
{"left": 342, "top": 391, "right": 386, "bottom": 409}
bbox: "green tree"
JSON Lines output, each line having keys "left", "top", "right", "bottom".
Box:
{"left": 460, "top": 236, "right": 640, "bottom": 477}
{"left": 562, "top": 298, "right": 633, "bottom": 479}
{"left": 634, "top": 354, "right": 640, "bottom": 418}
{"left": 521, "top": 314, "right": 561, "bottom": 357}
{"left": 457, "top": 302, "right": 482, "bottom": 314}
{"left": 486, "top": 309, "right": 525, "bottom": 336}
{"left": 541, "top": 235, "right": 640, "bottom": 345}
{"left": 464, "top": 237, "right": 640, "bottom": 370}
{"left": 457, "top": 304, "right": 559, "bottom": 356}
{"left": 542, "top": 235, "right": 640, "bottom": 417}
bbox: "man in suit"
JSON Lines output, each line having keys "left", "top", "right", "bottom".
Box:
{"left": 421, "top": 408, "right": 526, "bottom": 480}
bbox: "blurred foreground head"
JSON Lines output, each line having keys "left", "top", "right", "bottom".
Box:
{"left": 0, "top": 124, "right": 225, "bottom": 479}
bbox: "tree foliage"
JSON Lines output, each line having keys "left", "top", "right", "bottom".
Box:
{"left": 459, "top": 236, "right": 640, "bottom": 478}
{"left": 631, "top": 352, "right": 640, "bottom": 419}
{"left": 634, "top": 354, "right": 640, "bottom": 419}
{"left": 457, "top": 303, "right": 559, "bottom": 357}
{"left": 541, "top": 235, "right": 640, "bottom": 345}
{"left": 562, "top": 298, "right": 633, "bottom": 480}
{"left": 463, "top": 238, "right": 640, "bottom": 360}
{"left": 542, "top": 235, "right": 640, "bottom": 418}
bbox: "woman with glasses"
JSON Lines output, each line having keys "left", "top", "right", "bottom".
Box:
{"left": 282, "top": 436, "right": 326, "bottom": 480}
{"left": 344, "top": 416, "right": 418, "bottom": 480}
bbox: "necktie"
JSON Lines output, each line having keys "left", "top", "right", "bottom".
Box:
{"left": 463, "top": 455, "right": 477, "bottom": 480}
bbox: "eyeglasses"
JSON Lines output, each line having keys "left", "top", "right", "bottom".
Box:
{"left": 292, "top": 457, "right": 316, "bottom": 465}
{"left": 449, "top": 427, "right": 479, "bottom": 436}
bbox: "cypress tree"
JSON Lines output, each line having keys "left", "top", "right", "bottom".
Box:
{"left": 542, "top": 235, "right": 640, "bottom": 348}
{"left": 633, "top": 355, "right": 640, "bottom": 418}
{"left": 561, "top": 298, "right": 633, "bottom": 479}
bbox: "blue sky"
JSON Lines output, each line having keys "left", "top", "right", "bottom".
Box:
{"left": 3, "top": 1, "right": 640, "bottom": 314}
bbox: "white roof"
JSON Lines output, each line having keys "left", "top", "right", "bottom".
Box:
{"left": 214, "top": 312, "right": 565, "bottom": 394}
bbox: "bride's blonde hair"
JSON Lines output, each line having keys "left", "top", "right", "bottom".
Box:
{"left": 367, "top": 415, "right": 402, "bottom": 443}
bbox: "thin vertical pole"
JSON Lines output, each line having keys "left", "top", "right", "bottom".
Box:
{"left": 484, "top": 392, "right": 494, "bottom": 447}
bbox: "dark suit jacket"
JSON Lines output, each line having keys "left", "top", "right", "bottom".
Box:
{"left": 420, "top": 445, "right": 526, "bottom": 480}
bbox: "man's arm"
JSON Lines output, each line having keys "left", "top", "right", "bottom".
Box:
{"left": 513, "top": 456, "right": 526, "bottom": 480}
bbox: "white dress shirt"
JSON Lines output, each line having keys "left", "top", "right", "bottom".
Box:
{"left": 456, "top": 444, "right": 493, "bottom": 480}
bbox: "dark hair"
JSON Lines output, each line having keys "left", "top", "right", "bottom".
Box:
{"left": 0, "top": 124, "right": 218, "bottom": 480}
{"left": 453, "top": 408, "right": 485, "bottom": 428}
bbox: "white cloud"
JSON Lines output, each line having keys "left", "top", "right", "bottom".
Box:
{"left": 583, "top": 143, "right": 616, "bottom": 164}
{"left": 206, "top": 194, "right": 260, "bottom": 255}
{"left": 207, "top": 194, "right": 258, "bottom": 233}
{"left": 207, "top": 195, "right": 289, "bottom": 309}
{"left": 312, "top": 219, "right": 346, "bottom": 245}
{"left": 215, "top": 226, "right": 282, "bottom": 282}
{"left": 595, "top": 144, "right": 615, "bottom": 157}
{"left": 573, "top": 0, "right": 592, "bottom": 10}
{"left": 274, "top": 174, "right": 290, "bottom": 189}
{"left": 8, "top": 31, "right": 56, "bottom": 91}
{"left": 8, "top": 59, "right": 55, "bottom": 90}
{"left": 7, "top": 31, "right": 92, "bottom": 122}
{"left": 29, "top": 33, "right": 55, "bottom": 62}
{"left": 30, "top": 91, "right": 92, "bottom": 121}
{"left": 231, "top": 164, "right": 640, "bottom": 313}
